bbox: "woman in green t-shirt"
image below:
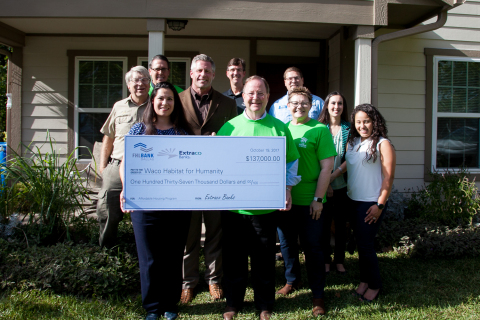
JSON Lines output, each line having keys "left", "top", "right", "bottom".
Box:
{"left": 276, "top": 87, "right": 336, "bottom": 316}
{"left": 318, "top": 92, "right": 351, "bottom": 275}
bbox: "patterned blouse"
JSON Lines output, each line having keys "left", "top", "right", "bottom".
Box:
{"left": 128, "top": 122, "right": 187, "bottom": 136}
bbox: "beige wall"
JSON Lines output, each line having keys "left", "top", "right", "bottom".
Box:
{"left": 376, "top": 0, "right": 480, "bottom": 192}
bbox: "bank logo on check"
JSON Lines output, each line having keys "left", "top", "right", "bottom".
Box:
{"left": 134, "top": 143, "right": 153, "bottom": 152}
{"left": 157, "top": 148, "right": 178, "bottom": 159}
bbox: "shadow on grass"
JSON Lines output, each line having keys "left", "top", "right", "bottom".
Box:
{"left": 272, "top": 252, "right": 480, "bottom": 315}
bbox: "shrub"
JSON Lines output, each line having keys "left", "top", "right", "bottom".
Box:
{"left": 0, "top": 133, "right": 91, "bottom": 242}
{"left": 383, "top": 188, "right": 406, "bottom": 222}
{"left": 377, "top": 219, "right": 480, "bottom": 259}
{"left": 0, "top": 239, "right": 140, "bottom": 297}
{"left": 405, "top": 169, "right": 480, "bottom": 226}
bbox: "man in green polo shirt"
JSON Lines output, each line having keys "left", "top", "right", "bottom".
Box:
{"left": 217, "top": 76, "right": 300, "bottom": 320}
{"left": 148, "top": 54, "right": 183, "bottom": 94}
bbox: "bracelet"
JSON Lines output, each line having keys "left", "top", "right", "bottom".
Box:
{"left": 337, "top": 167, "right": 343, "bottom": 173}
{"left": 286, "top": 187, "right": 291, "bottom": 192}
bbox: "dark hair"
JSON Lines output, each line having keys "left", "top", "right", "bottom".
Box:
{"left": 143, "top": 82, "right": 193, "bottom": 135}
{"left": 227, "top": 58, "right": 246, "bottom": 71}
{"left": 149, "top": 55, "right": 170, "bottom": 69}
{"left": 244, "top": 75, "right": 270, "bottom": 94}
{"left": 288, "top": 86, "right": 312, "bottom": 104}
{"left": 348, "top": 104, "right": 388, "bottom": 163}
{"left": 318, "top": 91, "right": 348, "bottom": 124}
{"left": 283, "top": 67, "right": 303, "bottom": 79}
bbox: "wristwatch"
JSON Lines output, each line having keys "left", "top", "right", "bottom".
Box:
{"left": 376, "top": 203, "right": 385, "bottom": 210}
{"left": 313, "top": 197, "right": 322, "bottom": 203}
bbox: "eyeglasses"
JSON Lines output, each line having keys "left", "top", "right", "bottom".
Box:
{"left": 285, "top": 76, "right": 301, "bottom": 82}
{"left": 289, "top": 101, "right": 310, "bottom": 107}
{"left": 227, "top": 67, "right": 243, "bottom": 72}
{"left": 246, "top": 92, "right": 265, "bottom": 98}
{"left": 151, "top": 68, "right": 169, "bottom": 73}
{"left": 130, "top": 78, "right": 150, "bottom": 84}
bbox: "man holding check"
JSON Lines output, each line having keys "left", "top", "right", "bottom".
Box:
{"left": 217, "top": 76, "right": 301, "bottom": 320}
{"left": 178, "top": 54, "right": 237, "bottom": 304}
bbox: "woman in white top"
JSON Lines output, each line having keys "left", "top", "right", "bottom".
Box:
{"left": 345, "top": 104, "right": 396, "bottom": 303}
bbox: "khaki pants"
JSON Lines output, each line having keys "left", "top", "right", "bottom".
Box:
{"left": 97, "top": 161, "right": 123, "bottom": 248}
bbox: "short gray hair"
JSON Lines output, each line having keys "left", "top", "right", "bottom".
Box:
{"left": 191, "top": 54, "right": 216, "bottom": 72}
{"left": 125, "top": 66, "right": 150, "bottom": 85}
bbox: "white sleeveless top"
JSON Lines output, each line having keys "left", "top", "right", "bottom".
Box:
{"left": 346, "top": 137, "right": 388, "bottom": 202}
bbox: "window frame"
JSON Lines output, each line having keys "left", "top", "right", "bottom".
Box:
{"left": 137, "top": 56, "right": 191, "bottom": 89}
{"left": 425, "top": 48, "right": 480, "bottom": 180}
{"left": 73, "top": 56, "right": 128, "bottom": 163}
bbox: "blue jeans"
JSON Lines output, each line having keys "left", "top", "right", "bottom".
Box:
{"left": 131, "top": 210, "right": 191, "bottom": 314}
{"left": 277, "top": 205, "right": 326, "bottom": 298}
{"left": 349, "top": 200, "right": 386, "bottom": 290}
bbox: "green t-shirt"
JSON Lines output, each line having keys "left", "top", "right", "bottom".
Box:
{"left": 149, "top": 82, "right": 184, "bottom": 95}
{"left": 287, "top": 119, "right": 337, "bottom": 206}
{"left": 218, "top": 113, "right": 300, "bottom": 215}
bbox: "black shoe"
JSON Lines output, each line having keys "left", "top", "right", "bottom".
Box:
{"left": 145, "top": 313, "right": 159, "bottom": 320}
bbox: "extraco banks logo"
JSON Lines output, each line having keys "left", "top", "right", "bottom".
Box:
{"left": 178, "top": 150, "right": 202, "bottom": 159}
{"left": 157, "top": 148, "right": 178, "bottom": 159}
{"left": 132, "top": 143, "right": 154, "bottom": 161}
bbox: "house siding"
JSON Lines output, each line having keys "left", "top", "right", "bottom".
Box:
{"left": 377, "top": 0, "right": 480, "bottom": 192}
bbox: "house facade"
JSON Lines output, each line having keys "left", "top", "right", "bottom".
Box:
{"left": 0, "top": 0, "right": 474, "bottom": 192}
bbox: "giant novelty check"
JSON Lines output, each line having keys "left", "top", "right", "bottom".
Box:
{"left": 123, "top": 135, "right": 286, "bottom": 210}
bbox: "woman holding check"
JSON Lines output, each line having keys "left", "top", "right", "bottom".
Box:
{"left": 120, "top": 82, "right": 193, "bottom": 320}
{"left": 346, "top": 104, "right": 396, "bottom": 303}
{"left": 276, "top": 86, "right": 336, "bottom": 316}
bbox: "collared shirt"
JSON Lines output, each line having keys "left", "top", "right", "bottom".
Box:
{"left": 268, "top": 92, "right": 324, "bottom": 123}
{"left": 190, "top": 87, "right": 213, "bottom": 124}
{"left": 100, "top": 95, "right": 148, "bottom": 160}
{"left": 223, "top": 88, "right": 245, "bottom": 115}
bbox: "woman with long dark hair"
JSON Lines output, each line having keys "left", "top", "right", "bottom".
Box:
{"left": 120, "top": 82, "right": 193, "bottom": 320}
{"left": 346, "top": 104, "right": 396, "bottom": 302}
{"left": 317, "top": 91, "right": 350, "bottom": 275}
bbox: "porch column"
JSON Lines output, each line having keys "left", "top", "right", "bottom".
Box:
{"left": 6, "top": 47, "right": 23, "bottom": 156}
{"left": 147, "top": 19, "right": 166, "bottom": 63}
{"left": 353, "top": 26, "right": 374, "bottom": 106}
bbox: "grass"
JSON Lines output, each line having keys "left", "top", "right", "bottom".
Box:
{"left": 1, "top": 251, "right": 479, "bottom": 319}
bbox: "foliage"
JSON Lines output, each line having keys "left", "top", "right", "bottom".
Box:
{"left": 1, "top": 251, "right": 480, "bottom": 319}
{"left": 0, "top": 239, "right": 140, "bottom": 297}
{"left": 378, "top": 219, "right": 480, "bottom": 258}
{"left": 0, "top": 45, "right": 10, "bottom": 142}
{"left": 405, "top": 169, "right": 480, "bottom": 225}
{"left": 0, "top": 132, "right": 91, "bottom": 242}
{"left": 382, "top": 188, "right": 406, "bottom": 222}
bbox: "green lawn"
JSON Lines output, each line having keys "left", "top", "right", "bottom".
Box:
{"left": 1, "top": 252, "right": 479, "bottom": 319}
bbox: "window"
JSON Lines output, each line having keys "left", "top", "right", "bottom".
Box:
{"left": 74, "top": 57, "right": 128, "bottom": 160}
{"left": 139, "top": 57, "right": 190, "bottom": 90}
{"left": 73, "top": 55, "right": 191, "bottom": 161}
{"left": 432, "top": 57, "right": 480, "bottom": 169}
{"left": 432, "top": 56, "right": 480, "bottom": 171}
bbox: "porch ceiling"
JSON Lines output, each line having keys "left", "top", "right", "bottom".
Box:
{"left": 0, "top": 18, "right": 342, "bottom": 40}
